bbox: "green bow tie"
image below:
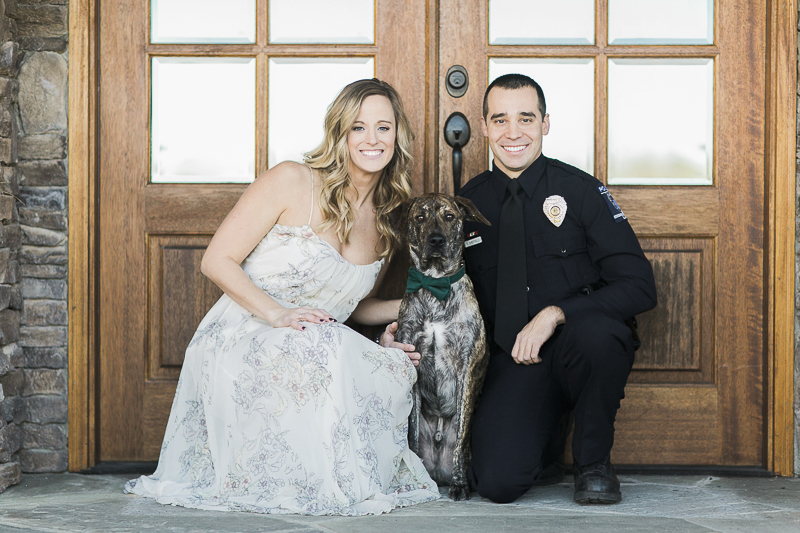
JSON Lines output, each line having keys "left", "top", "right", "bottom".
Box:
{"left": 406, "top": 266, "right": 466, "bottom": 302}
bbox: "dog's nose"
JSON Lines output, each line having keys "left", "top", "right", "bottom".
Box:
{"left": 428, "top": 234, "right": 446, "bottom": 247}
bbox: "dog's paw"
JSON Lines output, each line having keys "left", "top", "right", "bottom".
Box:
{"left": 448, "top": 484, "right": 471, "bottom": 501}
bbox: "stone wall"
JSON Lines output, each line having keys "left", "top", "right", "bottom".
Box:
{"left": 6, "top": 0, "right": 67, "bottom": 477}
{"left": 0, "top": 0, "right": 22, "bottom": 492}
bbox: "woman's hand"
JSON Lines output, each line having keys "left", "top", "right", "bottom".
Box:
{"left": 268, "top": 306, "right": 336, "bottom": 330}
{"left": 380, "top": 322, "right": 421, "bottom": 366}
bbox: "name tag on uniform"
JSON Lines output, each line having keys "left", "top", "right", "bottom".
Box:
{"left": 465, "top": 236, "right": 482, "bottom": 248}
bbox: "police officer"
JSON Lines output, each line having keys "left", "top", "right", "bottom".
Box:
{"left": 383, "top": 73, "right": 656, "bottom": 504}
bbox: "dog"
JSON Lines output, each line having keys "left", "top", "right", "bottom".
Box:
{"left": 392, "top": 193, "right": 491, "bottom": 501}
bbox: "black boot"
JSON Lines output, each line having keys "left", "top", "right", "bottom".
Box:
{"left": 573, "top": 456, "right": 621, "bottom": 504}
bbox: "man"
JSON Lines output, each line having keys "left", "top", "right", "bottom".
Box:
{"left": 383, "top": 73, "right": 657, "bottom": 504}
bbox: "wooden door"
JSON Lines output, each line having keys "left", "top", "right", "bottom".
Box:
{"left": 438, "top": 0, "right": 766, "bottom": 466}
{"left": 98, "top": 0, "right": 771, "bottom": 468}
{"left": 97, "top": 0, "right": 430, "bottom": 461}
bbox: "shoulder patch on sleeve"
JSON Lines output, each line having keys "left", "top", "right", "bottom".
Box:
{"left": 597, "top": 185, "right": 626, "bottom": 223}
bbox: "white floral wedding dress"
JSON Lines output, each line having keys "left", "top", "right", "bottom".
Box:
{"left": 125, "top": 184, "right": 439, "bottom": 515}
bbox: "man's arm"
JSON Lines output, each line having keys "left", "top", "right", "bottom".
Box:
{"left": 556, "top": 182, "right": 657, "bottom": 322}
{"left": 510, "top": 305, "right": 565, "bottom": 365}
{"left": 512, "top": 181, "right": 656, "bottom": 366}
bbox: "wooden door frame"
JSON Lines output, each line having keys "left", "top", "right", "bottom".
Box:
{"left": 67, "top": 0, "right": 797, "bottom": 474}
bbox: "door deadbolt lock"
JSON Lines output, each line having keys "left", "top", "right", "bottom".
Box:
{"left": 446, "top": 65, "right": 469, "bottom": 98}
{"left": 444, "top": 112, "right": 471, "bottom": 191}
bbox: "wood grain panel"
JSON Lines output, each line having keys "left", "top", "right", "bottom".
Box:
{"left": 147, "top": 235, "right": 222, "bottom": 381}
{"left": 635, "top": 251, "right": 702, "bottom": 370}
{"left": 141, "top": 380, "right": 177, "bottom": 460}
{"left": 715, "top": 0, "right": 766, "bottom": 465}
{"left": 765, "top": 0, "right": 797, "bottom": 476}
{"left": 610, "top": 187, "right": 719, "bottom": 236}
{"left": 161, "top": 246, "right": 222, "bottom": 367}
{"left": 68, "top": 0, "right": 98, "bottom": 472}
{"left": 424, "top": 0, "right": 439, "bottom": 193}
{"left": 630, "top": 238, "right": 715, "bottom": 385}
{"left": 144, "top": 185, "right": 244, "bottom": 233}
{"left": 595, "top": 0, "right": 607, "bottom": 184}
{"left": 439, "top": 0, "right": 488, "bottom": 193}
{"left": 376, "top": 0, "right": 428, "bottom": 195}
{"left": 256, "top": 53, "right": 268, "bottom": 176}
{"left": 485, "top": 46, "right": 720, "bottom": 58}
{"left": 146, "top": 45, "right": 380, "bottom": 55}
{"left": 611, "top": 385, "right": 721, "bottom": 465}
{"left": 98, "top": 0, "right": 149, "bottom": 461}
{"left": 565, "top": 385, "right": 722, "bottom": 466}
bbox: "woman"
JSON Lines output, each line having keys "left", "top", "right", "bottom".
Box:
{"left": 125, "top": 79, "right": 439, "bottom": 515}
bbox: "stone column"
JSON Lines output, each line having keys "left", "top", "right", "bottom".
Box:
{"left": 0, "top": 0, "right": 22, "bottom": 492}
{"left": 8, "top": 0, "right": 68, "bottom": 474}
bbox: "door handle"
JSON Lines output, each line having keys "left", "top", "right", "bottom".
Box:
{"left": 444, "top": 112, "right": 471, "bottom": 192}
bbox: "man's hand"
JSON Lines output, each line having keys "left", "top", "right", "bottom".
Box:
{"left": 511, "top": 306, "right": 565, "bottom": 365}
{"left": 380, "top": 322, "right": 421, "bottom": 367}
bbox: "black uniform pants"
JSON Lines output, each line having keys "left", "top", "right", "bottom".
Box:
{"left": 469, "top": 308, "right": 635, "bottom": 504}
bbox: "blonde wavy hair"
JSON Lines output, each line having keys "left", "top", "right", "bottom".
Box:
{"left": 304, "top": 78, "right": 414, "bottom": 258}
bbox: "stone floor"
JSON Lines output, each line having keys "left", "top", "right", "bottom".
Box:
{"left": 0, "top": 473, "right": 799, "bottom": 532}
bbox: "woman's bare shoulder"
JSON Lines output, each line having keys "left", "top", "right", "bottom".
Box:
{"left": 242, "top": 161, "right": 310, "bottom": 203}
{"left": 237, "top": 161, "right": 314, "bottom": 225}
{"left": 253, "top": 161, "right": 310, "bottom": 189}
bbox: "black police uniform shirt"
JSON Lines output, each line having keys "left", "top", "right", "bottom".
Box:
{"left": 457, "top": 155, "right": 657, "bottom": 337}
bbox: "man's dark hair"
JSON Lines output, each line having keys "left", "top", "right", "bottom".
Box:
{"left": 483, "top": 74, "right": 546, "bottom": 119}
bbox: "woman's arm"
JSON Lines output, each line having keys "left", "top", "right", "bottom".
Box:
{"left": 350, "top": 297, "right": 401, "bottom": 325}
{"left": 200, "top": 162, "right": 334, "bottom": 330}
{"left": 349, "top": 258, "right": 401, "bottom": 325}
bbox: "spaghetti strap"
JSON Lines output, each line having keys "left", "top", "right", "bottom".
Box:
{"left": 306, "top": 165, "right": 314, "bottom": 227}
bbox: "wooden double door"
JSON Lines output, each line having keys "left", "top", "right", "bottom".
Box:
{"left": 95, "top": 0, "right": 771, "bottom": 469}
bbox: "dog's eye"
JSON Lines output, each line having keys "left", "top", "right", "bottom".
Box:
{"left": 415, "top": 215, "right": 425, "bottom": 222}
{"left": 445, "top": 213, "right": 455, "bottom": 221}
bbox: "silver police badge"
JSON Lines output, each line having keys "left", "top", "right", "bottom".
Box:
{"left": 543, "top": 195, "right": 567, "bottom": 227}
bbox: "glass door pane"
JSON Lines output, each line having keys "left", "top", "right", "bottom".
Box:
{"left": 268, "top": 57, "right": 375, "bottom": 167}
{"left": 489, "top": 0, "right": 594, "bottom": 45}
{"left": 270, "top": 0, "right": 375, "bottom": 44}
{"left": 489, "top": 58, "right": 594, "bottom": 174}
{"left": 608, "top": 0, "right": 713, "bottom": 44}
{"left": 608, "top": 58, "right": 714, "bottom": 185}
{"left": 151, "top": 57, "right": 256, "bottom": 183}
{"left": 151, "top": 0, "right": 256, "bottom": 44}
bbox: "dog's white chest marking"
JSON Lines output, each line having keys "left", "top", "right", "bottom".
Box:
{"left": 424, "top": 321, "right": 452, "bottom": 364}
{"left": 423, "top": 319, "right": 468, "bottom": 383}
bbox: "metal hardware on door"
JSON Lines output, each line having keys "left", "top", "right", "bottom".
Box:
{"left": 445, "top": 65, "right": 469, "bottom": 98}
{"left": 444, "top": 112, "right": 471, "bottom": 192}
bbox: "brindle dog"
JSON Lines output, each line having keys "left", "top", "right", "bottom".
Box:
{"left": 392, "top": 193, "right": 490, "bottom": 501}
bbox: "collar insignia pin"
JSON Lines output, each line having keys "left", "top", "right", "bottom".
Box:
{"left": 543, "top": 195, "right": 567, "bottom": 227}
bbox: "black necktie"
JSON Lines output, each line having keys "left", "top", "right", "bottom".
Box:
{"left": 494, "top": 179, "right": 528, "bottom": 355}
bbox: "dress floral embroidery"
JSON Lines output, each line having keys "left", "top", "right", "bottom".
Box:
{"left": 124, "top": 224, "right": 439, "bottom": 515}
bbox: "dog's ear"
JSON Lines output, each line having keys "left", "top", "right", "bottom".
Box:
{"left": 454, "top": 196, "right": 491, "bottom": 226}
{"left": 388, "top": 198, "right": 413, "bottom": 240}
